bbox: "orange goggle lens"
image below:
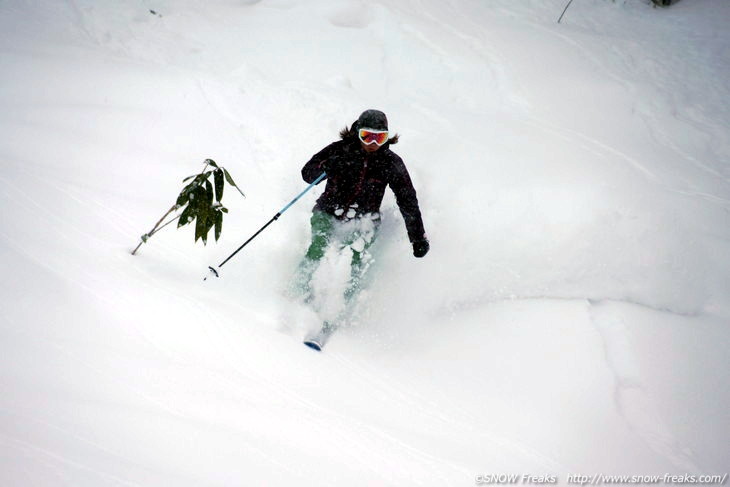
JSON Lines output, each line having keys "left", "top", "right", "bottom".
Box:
{"left": 359, "top": 129, "right": 389, "bottom": 146}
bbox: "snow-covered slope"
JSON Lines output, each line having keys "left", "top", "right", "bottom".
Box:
{"left": 1, "top": 0, "right": 728, "bottom": 485}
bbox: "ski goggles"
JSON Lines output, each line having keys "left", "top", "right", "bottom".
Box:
{"left": 358, "top": 128, "right": 389, "bottom": 146}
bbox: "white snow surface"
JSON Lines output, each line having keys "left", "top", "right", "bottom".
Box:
{"left": 1, "top": 0, "right": 729, "bottom": 485}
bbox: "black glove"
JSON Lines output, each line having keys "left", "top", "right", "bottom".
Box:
{"left": 412, "top": 239, "right": 429, "bottom": 258}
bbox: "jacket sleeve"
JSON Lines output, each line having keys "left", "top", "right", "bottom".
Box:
{"left": 301, "top": 142, "right": 338, "bottom": 184}
{"left": 389, "top": 154, "right": 427, "bottom": 243}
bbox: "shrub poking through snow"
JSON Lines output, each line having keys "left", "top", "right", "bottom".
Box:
{"left": 131, "top": 159, "right": 245, "bottom": 255}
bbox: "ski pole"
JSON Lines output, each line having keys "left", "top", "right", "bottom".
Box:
{"left": 205, "top": 172, "right": 326, "bottom": 279}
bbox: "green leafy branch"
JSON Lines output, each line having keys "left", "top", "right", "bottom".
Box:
{"left": 132, "top": 159, "right": 245, "bottom": 255}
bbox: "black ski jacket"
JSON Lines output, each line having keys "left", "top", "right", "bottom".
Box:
{"left": 301, "top": 131, "right": 426, "bottom": 243}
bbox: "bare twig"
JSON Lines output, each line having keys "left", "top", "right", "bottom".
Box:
{"left": 558, "top": 0, "right": 576, "bottom": 23}
{"left": 131, "top": 204, "right": 178, "bottom": 255}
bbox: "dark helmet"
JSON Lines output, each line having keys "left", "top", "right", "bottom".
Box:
{"left": 357, "top": 109, "right": 388, "bottom": 131}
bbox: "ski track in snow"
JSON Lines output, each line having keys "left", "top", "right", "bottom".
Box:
{"left": 447, "top": 0, "right": 730, "bottom": 210}
{"left": 1, "top": 433, "right": 142, "bottom": 487}
{"left": 528, "top": 116, "right": 730, "bottom": 210}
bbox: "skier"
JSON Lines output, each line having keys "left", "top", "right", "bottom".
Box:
{"left": 288, "top": 109, "right": 429, "bottom": 350}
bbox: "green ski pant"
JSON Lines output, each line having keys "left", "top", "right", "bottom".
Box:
{"left": 288, "top": 210, "right": 379, "bottom": 318}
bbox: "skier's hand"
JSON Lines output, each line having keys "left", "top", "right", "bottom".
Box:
{"left": 412, "top": 239, "right": 429, "bottom": 258}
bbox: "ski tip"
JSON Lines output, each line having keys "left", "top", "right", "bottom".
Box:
{"left": 303, "top": 340, "right": 323, "bottom": 351}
